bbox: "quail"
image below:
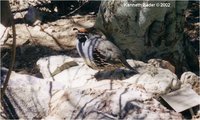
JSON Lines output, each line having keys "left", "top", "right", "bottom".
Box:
{"left": 73, "top": 27, "right": 137, "bottom": 73}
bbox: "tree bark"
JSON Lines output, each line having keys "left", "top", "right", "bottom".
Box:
{"left": 95, "top": 0, "right": 199, "bottom": 76}
{"left": 1, "top": 1, "right": 12, "bottom": 27}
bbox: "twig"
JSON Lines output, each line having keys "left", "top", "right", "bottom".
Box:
{"left": 92, "top": 110, "right": 117, "bottom": 120}
{"left": 39, "top": 26, "right": 65, "bottom": 50}
{"left": 61, "top": 1, "right": 88, "bottom": 19}
{"left": 1, "top": 52, "right": 8, "bottom": 60}
{"left": 19, "top": 12, "right": 36, "bottom": 44}
{"left": 1, "top": 2, "right": 16, "bottom": 98}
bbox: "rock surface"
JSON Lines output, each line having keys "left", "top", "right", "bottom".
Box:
{"left": 1, "top": 1, "right": 199, "bottom": 119}
{"left": 36, "top": 56, "right": 181, "bottom": 95}
{"left": 0, "top": 24, "right": 10, "bottom": 45}
{"left": 1, "top": 55, "right": 184, "bottom": 119}
{"left": 46, "top": 83, "right": 182, "bottom": 119}
{"left": 36, "top": 55, "right": 78, "bottom": 78}
{"left": 180, "top": 71, "right": 200, "bottom": 95}
{"left": 148, "top": 59, "right": 176, "bottom": 73}
{"left": 3, "top": 14, "right": 95, "bottom": 50}
{"left": 95, "top": 0, "right": 199, "bottom": 75}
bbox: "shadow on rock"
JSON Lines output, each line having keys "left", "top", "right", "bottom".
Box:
{"left": 94, "top": 69, "right": 138, "bottom": 81}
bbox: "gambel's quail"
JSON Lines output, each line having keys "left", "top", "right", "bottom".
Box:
{"left": 73, "top": 27, "right": 137, "bottom": 73}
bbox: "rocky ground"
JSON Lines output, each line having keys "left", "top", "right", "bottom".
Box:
{"left": 1, "top": 0, "right": 99, "bottom": 75}
{"left": 1, "top": 1, "right": 199, "bottom": 76}
{"left": 0, "top": 0, "right": 199, "bottom": 119}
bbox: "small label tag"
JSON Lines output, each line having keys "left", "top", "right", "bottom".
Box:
{"left": 161, "top": 85, "right": 200, "bottom": 112}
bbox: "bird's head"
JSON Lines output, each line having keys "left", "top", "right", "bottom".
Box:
{"left": 73, "top": 28, "right": 89, "bottom": 43}
{"left": 73, "top": 27, "right": 103, "bottom": 43}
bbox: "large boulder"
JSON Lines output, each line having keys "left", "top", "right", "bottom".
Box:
{"left": 1, "top": 55, "right": 183, "bottom": 119}
{"left": 95, "top": 0, "right": 199, "bottom": 75}
{"left": 46, "top": 82, "right": 182, "bottom": 119}
{"left": 37, "top": 56, "right": 181, "bottom": 95}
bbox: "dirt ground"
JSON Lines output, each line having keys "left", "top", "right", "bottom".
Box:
{"left": 0, "top": 1, "right": 199, "bottom": 77}
{"left": 1, "top": 1, "right": 100, "bottom": 76}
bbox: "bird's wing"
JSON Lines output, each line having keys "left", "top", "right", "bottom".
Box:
{"left": 93, "top": 39, "right": 123, "bottom": 65}
{"left": 95, "top": 40, "right": 137, "bottom": 72}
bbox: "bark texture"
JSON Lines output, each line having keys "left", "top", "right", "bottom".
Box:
{"left": 95, "top": 0, "right": 199, "bottom": 76}
{"left": 1, "top": 1, "right": 12, "bottom": 27}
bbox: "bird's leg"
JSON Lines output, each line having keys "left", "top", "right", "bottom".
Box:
{"left": 109, "top": 69, "right": 127, "bottom": 89}
{"left": 111, "top": 68, "right": 126, "bottom": 80}
{"left": 110, "top": 77, "right": 113, "bottom": 90}
{"left": 92, "top": 70, "right": 105, "bottom": 80}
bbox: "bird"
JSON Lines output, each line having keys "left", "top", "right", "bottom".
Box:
{"left": 73, "top": 27, "right": 138, "bottom": 73}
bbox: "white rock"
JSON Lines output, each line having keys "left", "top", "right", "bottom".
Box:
{"left": 1, "top": 70, "right": 65, "bottom": 119}
{"left": 48, "top": 64, "right": 97, "bottom": 88}
{"left": 1, "top": 56, "right": 183, "bottom": 119}
{"left": 0, "top": 24, "right": 9, "bottom": 45}
{"left": 36, "top": 55, "right": 78, "bottom": 79}
{"left": 37, "top": 56, "right": 180, "bottom": 95}
{"left": 148, "top": 59, "right": 176, "bottom": 73}
{"left": 0, "top": 24, "right": 6, "bottom": 38}
{"left": 180, "top": 71, "right": 199, "bottom": 85}
{"left": 125, "top": 65, "right": 180, "bottom": 94}
{"left": 46, "top": 82, "right": 182, "bottom": 119}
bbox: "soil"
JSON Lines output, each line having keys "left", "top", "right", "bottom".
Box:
{"left": 1, "top": 0, "right": 100, "bottom": 76}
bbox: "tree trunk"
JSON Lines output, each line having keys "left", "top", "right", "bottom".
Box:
{"left": 95, "top": 0, "right": 199, "bottom": 76}
{"left": 1, "top": 1, "right": 12, "bottom": 27}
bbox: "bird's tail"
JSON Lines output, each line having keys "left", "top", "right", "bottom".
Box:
{"left": 120, "top": 57, "right": 138, "bottom": 73}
